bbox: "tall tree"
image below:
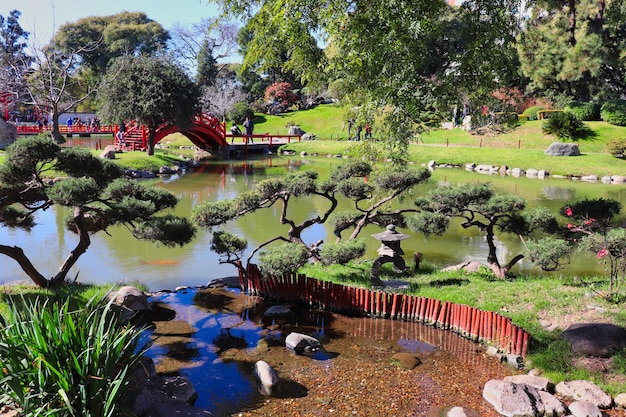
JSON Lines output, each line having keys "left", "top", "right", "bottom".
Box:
{"left": 97, "top": 55, "right": 201, "bottom": 155}
{"left": 214, "top": 0, "right": 523, "bottom": 156}
{"left": 196, "top": 39, "right": 219, "bottom": 86}
{"left": 168, "top": 18, "right": 239, "bottom": 76}
{"left": 0, "top": 10, "right": 32, "bottom": 111}
{"left": 0, "top": 136, "right": 196, "bottom": 288}
{"left": 25, "top": 38, "right": 101, "bottom": 142}
{"left": 518, "top": 0, "right": 625, "bottom": 102}
{"left": 52, "top": 12, "right": 170, "bottom": 76}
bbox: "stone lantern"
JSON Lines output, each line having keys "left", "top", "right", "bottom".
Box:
{"left": 370, "top": 224, "right": 410, "bottom": 287}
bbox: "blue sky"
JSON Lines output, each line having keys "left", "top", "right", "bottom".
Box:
{"left": 2, "top": 0, "right": 221, "bottom": 43}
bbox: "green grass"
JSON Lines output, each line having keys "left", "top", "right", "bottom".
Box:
{"left": 251, "top": 103, "right": 349, "bottom": 140}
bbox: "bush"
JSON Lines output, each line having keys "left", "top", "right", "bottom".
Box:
{"left": 541, "top": 111, "right": 588, "bottom": 140}
{"left": 606, "top": 137, "right": 626, "bottom": 158}
{"left": 601, "top": 100, "right": 626, "bottom": 126}
{"left": 522, "top": 105, "right": 546, "bottom": 121}
{"left": 226, "top": 102, "right": 254, "bottom": 125}
{"left": 564, "top": 101, "right": 601, "bottom": 121}
{"left": 258, "top": 243, "right": 309, "bottom": 276}
{"left": 320, "top": 240, "right": 366, "bottom": 265}
{"left": 0, "top": 294, "right": 149, "bottom": 417}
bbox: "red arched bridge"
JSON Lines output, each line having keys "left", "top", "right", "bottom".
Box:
{"left": 14, "top": 112, "right": 303, "bottom": 153}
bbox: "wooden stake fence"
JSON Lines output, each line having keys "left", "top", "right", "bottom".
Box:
{"left": 241, "top": 265, "right": 529, "bottom": 357}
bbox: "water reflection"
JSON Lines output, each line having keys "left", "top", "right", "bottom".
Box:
{"left": 1, "top": 155, "right": 624, "bottom": 290}
{"left": 143, "top": 287, "right": 512, "bottom": 416}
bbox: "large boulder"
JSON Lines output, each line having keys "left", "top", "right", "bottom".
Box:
{"left": 561, "top": 322, "right": 626, "bottom": 357}
{"left": 285, "top": 332, "right": 321, "bottom": 356}
{"left": 483, "top": 380, "right": 545, "bottom": 417}
{"left": 0, "top": 119, "right": 18, "bottom": 150}
{"left": 544, "top": 142, "right": 581, "bottom": 156}
{"left": 555, "top": 380, "right": 612, "bottom": 408}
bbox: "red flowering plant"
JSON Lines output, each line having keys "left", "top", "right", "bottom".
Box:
{"left": 561, "top": 198, "right": 626, "bottom": 297}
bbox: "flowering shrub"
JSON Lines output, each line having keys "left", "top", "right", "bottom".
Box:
{"left": 563, "top": 198, "right": 626, "bottom": 296}
{"left": 264, "top": 82, "right": 299, "bottom": 108}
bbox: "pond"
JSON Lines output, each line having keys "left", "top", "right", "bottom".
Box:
{"left": 1, "top": 154, "right": 624, "bottom": 291}
{"left": 144, "top": 285, "right": 514, "bottom": 416}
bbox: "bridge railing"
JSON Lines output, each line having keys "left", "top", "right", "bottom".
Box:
{"left": 15, "top": 125, "right": 115, "bottom": 135}
{"left": 226, "top": 133, "right": 302, "bottom": 145}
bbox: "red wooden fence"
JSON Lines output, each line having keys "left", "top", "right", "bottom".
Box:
{"left": 240, "top": 264, "right": 529, "bottom": 357}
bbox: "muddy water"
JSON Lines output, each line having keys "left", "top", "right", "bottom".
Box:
{"left": 145, "top": 286, "right": 515, "bottom": 417}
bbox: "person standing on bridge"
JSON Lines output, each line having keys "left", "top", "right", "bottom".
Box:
{"left": 243, "top": 117, "right": 254, "bottom": 143}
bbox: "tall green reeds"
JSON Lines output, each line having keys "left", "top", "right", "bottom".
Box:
{"left": 0, "top": 294, "right": 150, "bottom": 417}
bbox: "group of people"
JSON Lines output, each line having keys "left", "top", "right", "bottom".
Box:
{"left": 347, "top": 120, "right": 373, "bottom": 141}
{"left": 230, "top": 117, "right": 254, "bottom": 144}
{"left": 66, "top": 116, "right": 101, "bottom": 131}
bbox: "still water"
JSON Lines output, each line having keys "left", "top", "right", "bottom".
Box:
{"left": 2, "top": 154, "right": 625, "bottom": 291}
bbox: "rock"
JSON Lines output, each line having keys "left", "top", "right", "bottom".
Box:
{"left": 301, "top": 133, "right": 316, "bottom": 141}
{"left": 111, "top": 286, "right": 151, "bottom": 323}
{"left": 561, "top": 322, "right": 626, "bottom": 357}
{"left": 611, "top": 175, "right": 626, "bottom": 184}
{"left": 614, "top": 393, "right": 626, "bottom": 408}
{"left": 555, "top": 380, "right": 612, "bottom": 408}
{"left": 0, "top": 119, "right": 18, "bottom": 150}
{"left": 391, "top": 352, "right": 422, "bottom": 370}
{"left": 544, "top": 142, "right": 581, "bottom": 156}
{"left": 441, "top": 261, "right": 483, "bottom": 273}
{"left": 509, "top": 167, "right": 524, "bottom": 177}
{"left": 100, "top": 145, "right": 117, "bottom": 159}
{"left": 567, "top": 400, "right": 602, "bottom": 417}
{"left": 526, "top": 168, "right": 538, "bottom": 177}
{"left": 131, "top": 375, "right": 209, "bottom": 417}
{"left": 483, "top": 380, "right": 545, "bottom": 417}
{"left": 285, "top": 332, "right": 321, "bottom": 356}
{"left": 538, "top": 391, "right": 567, "bottom": 416}
{"left": 288, "top": 125, "right": 304, "bottom": 136}
{"left": 428, "top": 160, "right": 437, "bottom": 170}
{"left": 505, "top": 354, "right": 524, "bottom": 369}
{"left": 426, "top": 406, "right": 481, "bottom": 417}
{"left": 264, "top": 305, "right": 293, "bottom": 318}
{"left": 503, "top": 375, "right": 553, "bottom": 392}
{"left": 581, "top": 175, "right": 598, "bottom": 182}
{"left": 465, "top": 163, "right": 476, "bottom": 171}
{"left": 254, "top": 360, "right": 279, "bottom": 396}
{"left": 499, "top": 165, "right": 508, "bottom": 175}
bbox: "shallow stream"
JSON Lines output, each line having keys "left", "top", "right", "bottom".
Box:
{"left": 144, "top": 285, "right": 514, "bottom": 416}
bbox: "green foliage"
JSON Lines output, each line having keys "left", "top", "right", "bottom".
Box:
{"left": 606, "top": 137, "right": 626, "bottom": 158}
{"left": 131, "top": 215, "right": 196, "bottom": 247}
{"left": 563, "top": 198, "right": 626, "bottom": 295}
{"left": 565, "top": 101, "right": 601, "bottom": 121}
{"left": 601, "top": 100, "right": 626, "bottom": 127}
{"left": 564, "top": 198, "right": 622, "bottom": 226}
{"left": 258, "top": 243, "right": 309, "bottom": 276}
{"left": 525, "top": 238, "right": 572, "bottom": 271}
{"left": 0, "top": 294, "right": 149, "bottom": 416}
{"left": 97, "top": 55, "right": 201, "bottom": 134}
{"left": 0, "top": 137, "right": 195, "bottom": 286}
{"left": 406, "top": 211, "right": 450, "bottom": 237}
{"left": 522, "top": 106, "right": 546, "bottom": 121}
{"left": 211, "top": 231, "right": 248, "bottom": 257}
{"left": 227, "top": 102, "right": 255, "bottom": 124}
{"left": 320, "top": 240, "right": 367, "bottom": 265}
{"left": 53, "top": 11, "right": 169, "bottom": 76}
{"left": 541, "top": 112, "right": 588, "bottom": 140}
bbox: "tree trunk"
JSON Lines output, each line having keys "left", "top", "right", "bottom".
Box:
{"left": 146, "top": 128, "right": 156, "bottom": 155}
{"left": 51, "top": 107, "right": 62, "bottom": 143}
{"left": 49, "top": 207, "right": 91, "bottom": 287}
{"left": 0, "top": 244, "right": 49, "bottom": 287}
